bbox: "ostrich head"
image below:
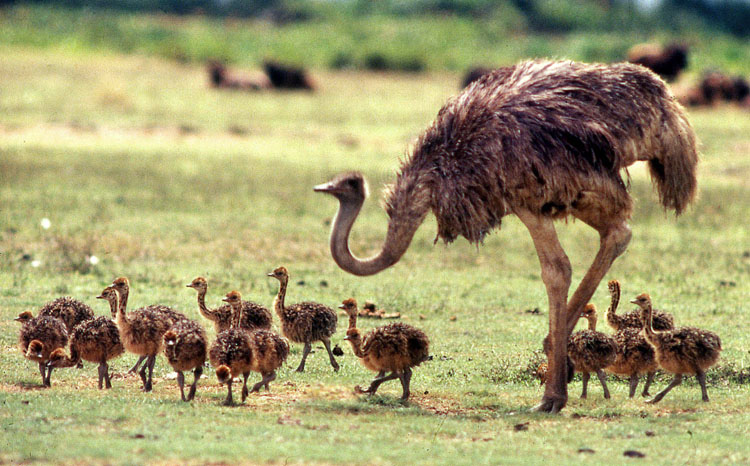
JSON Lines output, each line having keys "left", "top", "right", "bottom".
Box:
{"left": 338, "top": 298, "right": 358, "bottom": 316}
{"left": 163, "top": 330, "right": 178, "bottom": 347}
{"left": 15, "top": 311, "right": 34, "bottom": 324}
{"left": 111, "top": 277, "right": 130, "bottom": 294}
{"left": 26, "top": 340, "right": 45, "bottom": 361}
{"left": 97, "top": 286, "right": 119, "bottom": 318}
{"left": 222, "top": 290, "right": 242, "bottom": 305}
{"left": 314, "top": 171, "right": 368, "bottom": 203}
{"left": 47, "top": 348, "right": 68, "bottom": 368}
{"left": 267, "top": 267, "right": 289, "bottom": 283}
{"left": 187, "top": 277, "right": 208, "bottom": 291}
{"left": 216, "top": 365, "right": 231, "bottom": 384}
{"left": 630, "top": 293, "right": 651, "bottom": 309}
{"left": 581, "top": 303, "right": 598, "bottom": 329}
{"left": 343, "top": 328, "right": 362, "bottom": 344}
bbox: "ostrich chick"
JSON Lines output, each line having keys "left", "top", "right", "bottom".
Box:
{"left": 47, "top": 316, "right": 124, "bottom": 389}
{"left": 163, "top": 319, "right": 207, "bottom": 401}
{"left": 98, "top": 285, "right": 173, "bottom": 392}
{"left": 606, "top": 280, "right": 674, "bottom": 331}
{"left": 567, "top": 304, "right": 617, "bottom": 399}
{"left": 224, "top": 291, "right": 289, "bottom": 393}
{"left": 38, "top": 296, "right": 95, "bottom": 334}
{"left": 111, "top": 276, "right": 188, "bottom": 374}
{"left": 632, "top": 293, "right": 722, "bottom": 403}
{"left": 340, "top": 299, "right": 429, "bottom": 401}
{"left": 268, "top": 267, "right": 339, "bottom": 372}
{"left": 16, "top": 312, "right": 68, "bottom": 386}
{"left": 186, "top": 276, "right": 272, "bottom": 333}
{"left": 209, "top": 291, "right": 254, "bottom": 405}
{"left": 604, "top": 282, "right": 658, "bottom": 397}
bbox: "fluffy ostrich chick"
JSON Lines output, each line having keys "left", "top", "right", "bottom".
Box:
{"left": 632, "top": 293, "right": 722, "bottom": 403}
{"left": 186, "top": 276, "right": 272, "bottom": 333}
{"left": 47, "top": 316, "right": 124, "bottom": 389}
{"left": 268, "top": 267, "right": 339, "bottom": 372}
{"left": 16, "top": 312, "right": 68, "bottom": 386}
{"left": 163, "top": 319, "right": 208, "bottom": 402}
{"left": 339, "top": 299, "right": 429, "bottom": 401}
{"left": 567, "top": 304, "right": 617, "bottom": 399}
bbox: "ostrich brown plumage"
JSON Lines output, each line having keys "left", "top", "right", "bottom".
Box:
{"left": 567, "top": 304, "right": 617, "bottom": 399}
{"left": 16, "top": 312, "right": 68, "bottom": 386}
{"left": 47, "top": 316, "right": 124, "bottom": 389}
{"left": 606, "top": 280, "right": 673, "bottom": 331}
{"left": 163, "top": 319, "right": 207, "bottom": 402}
{"left": 38, "top": 296, "right": 95, "bottom": 334}
{"left": 315, "top": 60, "right": 698, "bottom": 413}
{"left": 186, "top": 277, "right": 272, "bottom": 334}
{"left": 98, "top": 285, "right": 174, "bottom": 392}
{"left": 225, "top": 291, "right": 289, "bottom": 393}
{"left": 111, "top": 277, "right": 187, "bottom": 374}
{"left": 267, "top": 267, "right": 339, "bottom": 372}
{"left": 631, "top": 293, "right": 722, "bottom": 403}
{"left": 340, "top": 299, "right": 429, "bottom": 401}
{"left": 209, "top": 291, "right": 255, "bottom": 405}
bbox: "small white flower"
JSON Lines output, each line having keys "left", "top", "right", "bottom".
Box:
{"left": 40, "top": 218, "right": 51, "bottom": 230}
{"left": 31, "top": 260, "right": 41, "bottom": 268}
{"left": 88, "top": 255, "right": 100, "bottom": 265}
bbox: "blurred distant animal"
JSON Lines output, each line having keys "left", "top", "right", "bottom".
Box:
{"left": 627, "top": 43, "right": 688, "bottom": 82}
{"left": 316, "top": 59, "right": 698, "bottom": 413}
{"left": 678, "top": 71, "right": 750, "bottom": 107}
{"left": 263, "top": 61, "right": 315, "bottom": 90}
{"left": 207, "top": 60, "right": 271, "bottom": 90}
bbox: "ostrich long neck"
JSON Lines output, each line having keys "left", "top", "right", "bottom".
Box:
{"left": 347, "top": 313, "right": 358, "bottom": 330}
{"left": 195, "top": 287, "right": 218, "bottom": 321}
{"left": 118, "top": 287, "right": 129, "bottom": 317}
{"left": 641, "top": 303, "right": 656, "bottom": 341}
{"left": 113, "top": 293, "right": 131, "bottom": 331}
{"left": 231, "top": 302, "right": 244, "bottom": 329}
{"left": 329, "top": 187, "right": 428, "bottom": 277}
{"left": 273, "top": 278, "right": 288, "bottom": 319}
{"left": 607, "top": 287, "right": 620, "bottom": 322}
{"left": 586, "top": 315, "right": 598, "bottom": 331}
{"left": 347, "top": 335, "right": 365, "bottom": 358}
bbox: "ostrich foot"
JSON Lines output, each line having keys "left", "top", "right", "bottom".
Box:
{"left": 532, "top": 396, "right": 566, "bottom": 414}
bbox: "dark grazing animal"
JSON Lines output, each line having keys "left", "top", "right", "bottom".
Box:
{"left": 315, "top": 59, "right": 698, "bottom": 413}
{"left": 206, "top": 60, "right": 270, "bottom": 90}
{"left": 627, "top": 43, "right": 688, "bottom": 82}
{"left": 263, "top": 61, "right": 314, "bottom": 90}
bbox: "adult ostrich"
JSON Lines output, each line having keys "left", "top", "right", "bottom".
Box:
{"left": 314, "top": 60, "right": 698, "bottom": 413}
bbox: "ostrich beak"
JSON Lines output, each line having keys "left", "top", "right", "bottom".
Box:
{"left": 313, "top": 181, "right": 337, "bottom": 193}
{"left": 338, "top": 304, "right": 346, "bottom": 309}
{"left": 343, "top": 335, "right": 351, "bottom": 341}
{"left": 629, "top": 299, "right": 638, "bottom": 304}
{"left": 222, "top": 297, "right": 230, "bottom": 302}
{"left": 186, "top": 284, "right": 193, "bottom": 288}
{"left": 96, "top": 294, "right": 105, "bottom": 299}
{"left": 267, "top": 272, "right": 275, "bottom": 277}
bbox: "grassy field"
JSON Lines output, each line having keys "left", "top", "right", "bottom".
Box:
{"left": 1, "top": 43, "right": 749, "bottom": 464}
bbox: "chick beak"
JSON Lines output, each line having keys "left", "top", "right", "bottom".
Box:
{"left": 313, "top": 181, "right": 336, "bottom": 193}
{"left": 338, "top": 304, "right": 346, "bottom": 310}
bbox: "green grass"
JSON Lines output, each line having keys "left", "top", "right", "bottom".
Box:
{"left": 1, "top": 43, "right": 749, "bottom": 464}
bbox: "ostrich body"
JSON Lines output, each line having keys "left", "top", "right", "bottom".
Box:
{"left": 340, "top": 299, "right": 429, "bottom": 401}
{"left": 163, "top": 319, "right": 207, "bottom": 401}
{"left": 111, "top": 277, "right": 187, "bottom": 374}
{"left": 315, "top": 60, "right": 698, "bottom": 412}
{"left": 567, "top": 304, "right": 617, "bottom": 399}
{"left": 38, "top": 296, "right": 95, "bottom": 334}
{"left": 268, "top": 267, "right": 339, "bottom": 372}
{"left": 47, "top": 316, "right": 124, "bottom": 389}
{"left": 98, "top": 285, "right": 173, "bottom": 392}
{"left": 606, "top": 280, "right": 673, "bottom": 331}
{"left": 632, "top": 293, "right": 721, "bottom": 403}
{"left": 16, "top": 313, "right": 68, "bottom": 386}
{"left": 187, "top": 277, "right": 272, "bottom": 333}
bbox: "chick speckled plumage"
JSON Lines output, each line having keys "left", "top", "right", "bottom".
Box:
{"left": 38, "top": 296, "right": 95, "bottom": 333}
{"left": 187, "top": 277, "right": 272, "bottom": 333}
{"left": 17, "top": 313, "right": 68, "bottom": 386}
{"left": 163, "top": 319, "right": 207, "bottom": 401}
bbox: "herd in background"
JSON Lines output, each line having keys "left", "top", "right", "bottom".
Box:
{"left": 539, "top": 280, "right": 722, "bottom": 404}
{"left": 208, "top": 43, "right": 749, "bottom": 109}
{"left": 14, "top": 267, "right": 430, "bottom": 405}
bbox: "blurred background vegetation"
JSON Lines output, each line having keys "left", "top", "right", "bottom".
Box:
{"left": 1, "top": 0, "right": 749, "bottom": 74}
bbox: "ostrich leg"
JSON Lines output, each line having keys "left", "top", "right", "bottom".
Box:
{"left": 517, "top": 210, "right": 572, "bottom": 414}
{"left": 565, "top": 220, "right": 631, "bottom": 333}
